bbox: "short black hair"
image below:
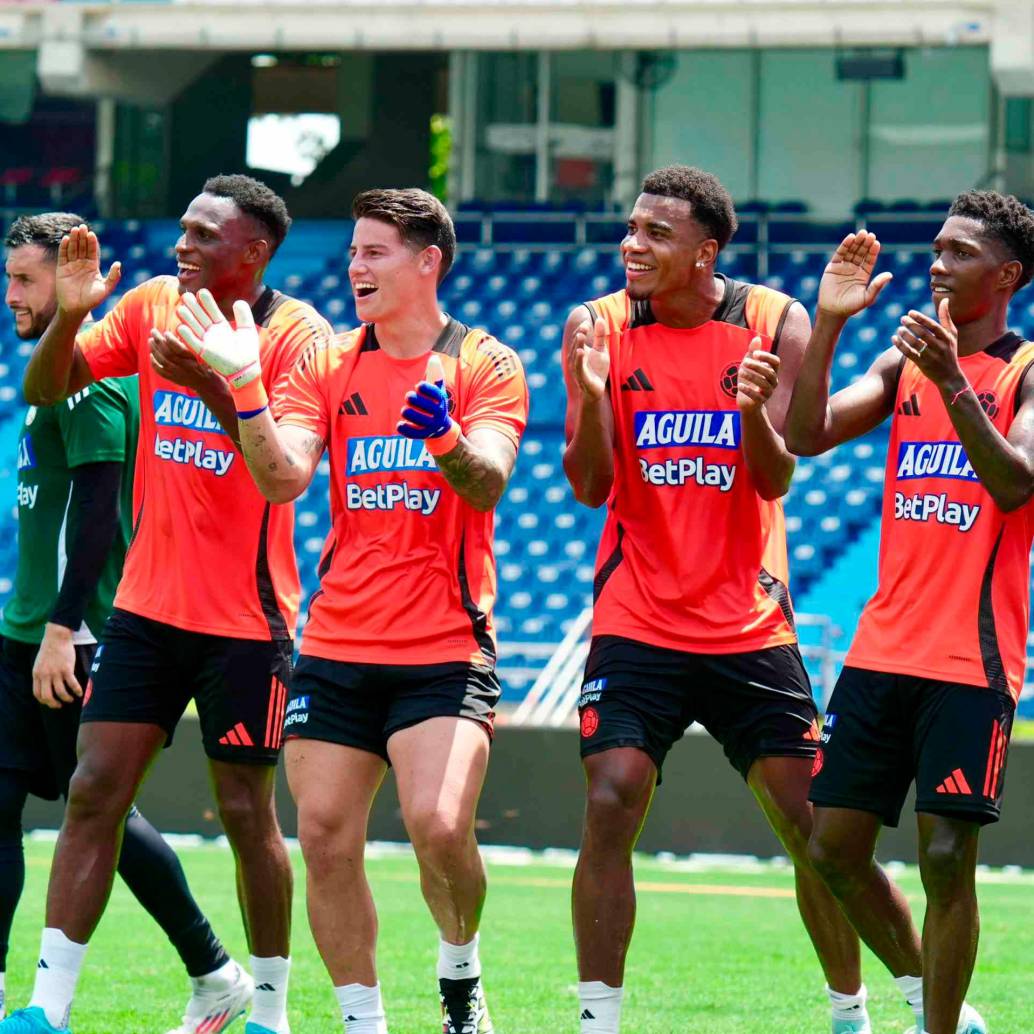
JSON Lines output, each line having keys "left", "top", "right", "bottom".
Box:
{"left": 351, "top": 187, "right": 456, "bottom": 283}
{"left": 202, "top": 174, "right": 292, "bottom": 255}
{"left": 4, "top": 212, "right": 87, "bottom": 261}
{"left": 949, "top": 190, "right": 1034, "bottom": 291}
{"left": 640, "top": 165, "right": 738, "bottom": 251}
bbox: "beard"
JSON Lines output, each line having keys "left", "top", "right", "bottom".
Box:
{"left": 14, "top": 309, "right": 54, "bottom": 340}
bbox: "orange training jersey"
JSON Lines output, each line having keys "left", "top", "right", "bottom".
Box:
{"left": 77, "top": 276, "right": 330, "bottom": 640}
{"left": 847, "top": 332, "right": 1034, "bottom": 701}
{"left": 275, "top": 317, "right": 528, "bottom": 666}
{"left": 587, "top": 276, "right": 799, "bottom": 653}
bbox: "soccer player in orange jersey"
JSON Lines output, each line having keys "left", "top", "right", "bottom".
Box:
{"left": 563, "top": 166, "right": 868, "bottom": 1034}
{"left": 787, "top": 194, "right": 1034, "bottom": 1034}
{"left": 0, "top": 176, "right": 331, "bottom": 1034}
{"left": 174, "top": 188, "right": 527, "bottom": 1034}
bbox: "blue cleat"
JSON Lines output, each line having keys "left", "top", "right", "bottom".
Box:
{"left": 832, "top": 1018, "right": 871, "bottom": 1034}
{"left": 0, "top": 1008, "right": 71, "bottom": 1033}
{"left": 904, "top": 1002, "right": 987, "bottom": 1034}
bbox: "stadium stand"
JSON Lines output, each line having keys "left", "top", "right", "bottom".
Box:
{"left": 1, "top": 212, "right": 1032, "bottom": 718}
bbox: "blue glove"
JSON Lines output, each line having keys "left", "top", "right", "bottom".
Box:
{"left": 398, "top": 379, "right": 451, "bottom": 439}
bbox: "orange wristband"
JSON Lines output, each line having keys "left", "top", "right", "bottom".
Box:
{"left": 424, "top": 419, "right": 462, "bottom": 456}
{"left": 231, "top": 377, "right": 269, "bottom": 417}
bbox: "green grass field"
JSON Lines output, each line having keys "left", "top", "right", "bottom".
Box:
{"left": 7, "top": 840, "right": 1034, "bottom": 1033}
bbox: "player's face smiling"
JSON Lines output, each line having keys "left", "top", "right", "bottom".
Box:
{"left": 622, "top": 194, "right": 710, "bottom": 302}
{"left": 4, "top": 245, "right": 58, "bottom": 340}
{"left": 349, "top": 218, "right": 429, "bottom": 322}
{"left": 174, "top": 193, "right": 266, "bottom": 301}
{"left": 930, "top": 215, "right": 1017, "bottom": 324}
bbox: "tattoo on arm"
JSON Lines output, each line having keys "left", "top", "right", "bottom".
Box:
{"left": 435, "top": 432, "right": 515, "bottom": 511}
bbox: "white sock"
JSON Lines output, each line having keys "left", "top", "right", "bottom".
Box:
{"left": 250, "top": 955, "right": 290, "bottom": 1030}
{"left": 0, "top": 969, "right": 6, "bottom": 1019}
{"left": 894, "top": 973, "right": 924, "bottom": 1023}
{"left": 438, "top": 934, "right": 482, "bottom": 981}
{"left": 29, "top": 928, "right": 88, "bottom": 1029}
{"left": 334, "top": 982, "right": 388, "bottom": 1033}
{"left": 827, "top": 983, "right": 868, "bottom": 1021}
{"left": 578, "top": 981, "right": 623, "bottom": 1034}
{"left": 192, "top": 958, "right": 240, "bottom": 993}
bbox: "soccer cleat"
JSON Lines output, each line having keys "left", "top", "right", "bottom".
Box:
{"left": 956, "top": 1003, "right": 987, "bottom": 1034}
{"left": 903, "top": 1003, "right": 988, "bottom": 1034}
{"left": 832, "top": 1018, "right": 871, "bottom": 1034}
{"left": 243, "top": 1023, "right": 289, "bottom": 1034}
{"left": 167, "top": 963, "right": 254, "bottom": 1033}
{"left": 0, "top": 1008, "right": 70, "bottom": 1033}
{"left": 439, "top": 977, "right": 493, "bottom": 1034}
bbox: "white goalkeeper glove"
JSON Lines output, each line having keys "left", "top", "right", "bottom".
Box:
{"left": 175, "top": 289, "right": 268, "bottom": 415}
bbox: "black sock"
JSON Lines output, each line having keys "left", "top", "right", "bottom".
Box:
{"left": 117, "top": 805, "right": 230, "bottom": 978}
{"left": 0, "top": 771, "right": 28, "bottom": 973}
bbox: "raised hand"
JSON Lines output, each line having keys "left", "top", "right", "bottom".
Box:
{"left": 569, "top": 316, "right": 610, "bottom": 401}
{"left": 818, "top": 231, "right": 893, "bottom": 319}
{"left": 398, "top": 354, "right": 453, "bottom": 439}
{"left": 892, "top": 297, "right": 963, "bottom": 390}
{"left": 736, "top": 340, "right": 780, "bottom": 414}
{"left": 175, "top": 289, "right": 261, "bottom": 389}
{"left": 55, "top": 225, "right": 122, "bottom": 319}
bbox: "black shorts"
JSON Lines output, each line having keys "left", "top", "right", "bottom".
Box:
{"left": 81, "top": 608, "right": 292, "bottom": 766}
{"left": 809, "top": 666, "right": 1015, "bottom": 827}
{"left": 578, "top": 635, "right": 819, "bottom": 783}
{"left": 0, "top": 636, "right": 95, "bottom": 800}
{"left": 284, "top": 654, "right": 500, "bottom": 761}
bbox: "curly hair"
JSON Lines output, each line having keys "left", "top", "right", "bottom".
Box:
{"left": 4, "top": 213, "right": 87, "bottom": 260}
{"left": 949, "top": 190, "right": 1034, "bottom": 291}
{"left": 640, "top": 165, "right": 738, "bottom": 251}
{"left": 202, "top": 174, "right": 292, "bottom": 255}
{"left": 352, "top": 187, "right": 456, "bottom": 283}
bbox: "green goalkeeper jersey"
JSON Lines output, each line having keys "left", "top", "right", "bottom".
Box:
{"left": 1, "top": 377, "right": 139, "bottom": 646}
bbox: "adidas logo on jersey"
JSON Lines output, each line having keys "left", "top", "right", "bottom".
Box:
{"left": 897, "top": 392, "right": 921, "bottom": 416}
{"left": 339, "top": 392, "right": 368, "bottom": 416}
{"left": 620, "top": 368, "right": 654, "bottom": 392}
{"left": 935, "top": 767, "right": 973, "bottom": 795}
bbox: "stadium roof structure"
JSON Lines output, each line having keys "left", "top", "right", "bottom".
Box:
{"left": 0, "top": 0, "right": 997, "bottom": 54}
{"left": 7, "top": 0, "right": 1034, "bottom": 102}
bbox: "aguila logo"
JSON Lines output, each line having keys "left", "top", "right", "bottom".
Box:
{"left": 719, "top": 363, "right": 740, "bottom": 400}
{"left": 976, "top": 391, "right": 998, "bottom": 418}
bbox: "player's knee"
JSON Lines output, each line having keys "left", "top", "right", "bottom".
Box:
{"left": 66, "top": 758, "right": 133, "bottom": 825}
{"left": 920, "top": 836, "right": 972, "bottom": 900}
{"left": 584, "top": 771, "right": 651, "bottom": 840}
{"left": 214, "top": 775, "right": 276, "bottom": 842}
{"left": 408, "top": 808, "right": 471, "bottom": 869}
{"left": 806, "top": 832, "right": 859, "bottom": 890}
{"left": 296, "top": 803, "right": 364, "bottom": 872}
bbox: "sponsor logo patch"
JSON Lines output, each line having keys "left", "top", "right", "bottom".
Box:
{"left": 634, "top": 410, "right": 740, "bottom": 450}
{"left": 894, "top": 491, "right": 980, "bottom": 532}
{"left": 578, "top": 677, "right": 607, "bottom": 708}
{"left": 153, "top": 433, "right": 235, "bottom": 477}
{"left": 153, "top": 390, "right": 226, "bottom": 435}
{"left": 895, "top": 441, "right": 978, "bottom": 482}
{"left": 346, "top": 435, "right": 438, "bottom": 476}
